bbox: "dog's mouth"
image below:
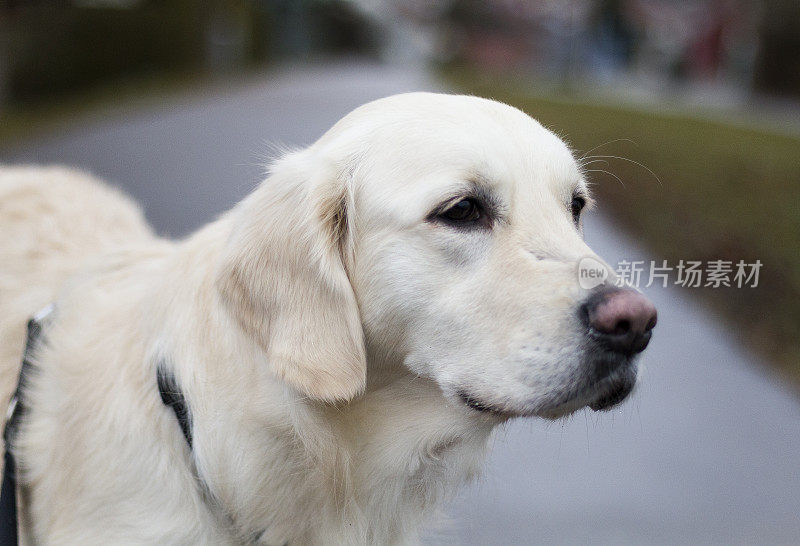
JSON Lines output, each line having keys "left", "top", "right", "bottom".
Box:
{"left": 457, "top": 390, "right": 516, "bottom": 419}
{"left": 545, "top": 356, "right": 639, "bottom": 417}
{"left": 587, "top": 367, "right": 637, "bottom": 411}
{"left": 457, "top": 356, "right": 638, "bottom": 419}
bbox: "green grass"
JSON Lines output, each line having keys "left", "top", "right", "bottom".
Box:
{"left": 446, "top": 69, "right": 800, "bottom": 385}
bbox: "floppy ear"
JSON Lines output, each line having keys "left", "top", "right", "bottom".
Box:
{"left": 216, "top": 150, "right": 366, "bottom": 403}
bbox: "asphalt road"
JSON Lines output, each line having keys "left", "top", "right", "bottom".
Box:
{"left": 3, "top": 62, "right": 799, "bottom": 545}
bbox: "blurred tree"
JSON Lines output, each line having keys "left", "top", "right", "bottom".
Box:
{"left": 754, "top": 0, "right": 800, "bottom": 97}
{"left": 4, "top": 0, "right": 208, "bottom": 103}
{"left": 0, "top": 0, "right": 379, "bottom": 106}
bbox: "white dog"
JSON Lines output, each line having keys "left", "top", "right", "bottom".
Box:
{"left": 0, "top": 93, "right": 656, "bottom": 544}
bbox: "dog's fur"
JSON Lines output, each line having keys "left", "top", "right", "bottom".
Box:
{"left": 0, "top": 93, "right": 636, "bottom": 544}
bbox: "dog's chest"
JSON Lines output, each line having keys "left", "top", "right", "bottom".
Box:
{"left": 255, "top": 431, "right": 489, "bottom": 544}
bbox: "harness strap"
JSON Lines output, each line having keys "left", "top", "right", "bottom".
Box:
{"left": 0, "top": 444, "right": 17, "bottom": 545}
{"left": 1, "top": 304, "right": 54, "bottom": 545}
{"left": 156, "top": 365, "right": 193, "bottom": 449}
{"left": 155, "top": 366, "right": 267, "bottom": 543}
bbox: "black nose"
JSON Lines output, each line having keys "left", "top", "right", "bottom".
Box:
{"left": 580, "top": 287, "right": 657, "bottom": 355}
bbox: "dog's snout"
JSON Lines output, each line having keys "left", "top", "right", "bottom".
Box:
{"left": 581, "top": 288, "right": 657, "bottom": 355}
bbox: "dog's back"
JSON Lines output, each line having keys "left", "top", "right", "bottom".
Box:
{"left": 0, "top": 166, "right": 153, "bottom": 424}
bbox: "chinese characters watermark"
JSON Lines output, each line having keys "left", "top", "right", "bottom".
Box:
{"left": 578, "top": 258, "right": 762, "bottom": 289}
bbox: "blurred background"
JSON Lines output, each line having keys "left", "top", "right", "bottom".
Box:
{"left": 1, "top": 1, "right": 799, "bottom": 543}
{"left": 3, "top": 0, "right": 800, "bottom": 103}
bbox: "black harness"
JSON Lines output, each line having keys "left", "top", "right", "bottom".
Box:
{"left": 156, "top": 364, "right": 193, "bottom": 449}
{"left": 0, "top": 307, "right": 195, "bottom": 544}
{"left": 1, "top": 305, "right": 53, "bottom": 545}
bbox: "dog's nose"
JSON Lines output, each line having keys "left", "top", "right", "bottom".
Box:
{"left": 581, "top": 288, "right": 657, "bottom": 355}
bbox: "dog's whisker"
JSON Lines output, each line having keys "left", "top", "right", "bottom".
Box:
{"left": 578, "top": 138, "right": 637, "bottom": 160}
{"left": 579, "top": 159, "right": 610, "bottom": 168}
{"left": 582, "top": 154, "right": 662, "bottom": 187}
{"left": 585, "top": 169, "right": 626, "bottom": 187}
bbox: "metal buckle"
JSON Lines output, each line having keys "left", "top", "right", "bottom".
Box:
{"left": 32, "top": 303, "right": 54, "bottom": 323}
{"left": 4, "top": 396, "right": 17, "bottom": 426}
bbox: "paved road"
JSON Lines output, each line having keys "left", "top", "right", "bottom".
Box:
{"left": 3, "top": 62, "right": 799, "bottom": 545}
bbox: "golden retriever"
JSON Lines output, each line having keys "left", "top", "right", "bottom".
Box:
{"left": 0, "top": 93, "right": 656, "bottom": 544}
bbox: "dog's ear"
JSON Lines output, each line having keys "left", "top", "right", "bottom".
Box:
{"left": 216, "top": 151, "right": 366, "bottom": 403}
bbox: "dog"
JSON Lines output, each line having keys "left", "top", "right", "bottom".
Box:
{"left": 0, "top": 92, "right": 656, "bottom": 544}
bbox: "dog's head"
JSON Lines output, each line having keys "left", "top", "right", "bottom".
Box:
{"left": 217, "top": 93, "right": 656, "bottom": 418}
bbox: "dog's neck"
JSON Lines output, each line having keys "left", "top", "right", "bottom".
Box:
{"left": 188, "top": 356, "right": 496, "bottom": 543}
{"left": 301, "top": 370, "right": 498, "bottom": 543}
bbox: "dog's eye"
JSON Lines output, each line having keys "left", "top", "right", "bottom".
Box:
{"left": 571, "top": 196, "right": 586, "bottom": 225}
{"left": 440, "top": 198, "right": 481, "bottom": 223}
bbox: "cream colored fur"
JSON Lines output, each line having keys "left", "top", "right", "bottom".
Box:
{"left": 0, "top": 93, "right": 627, "bottom": 544}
